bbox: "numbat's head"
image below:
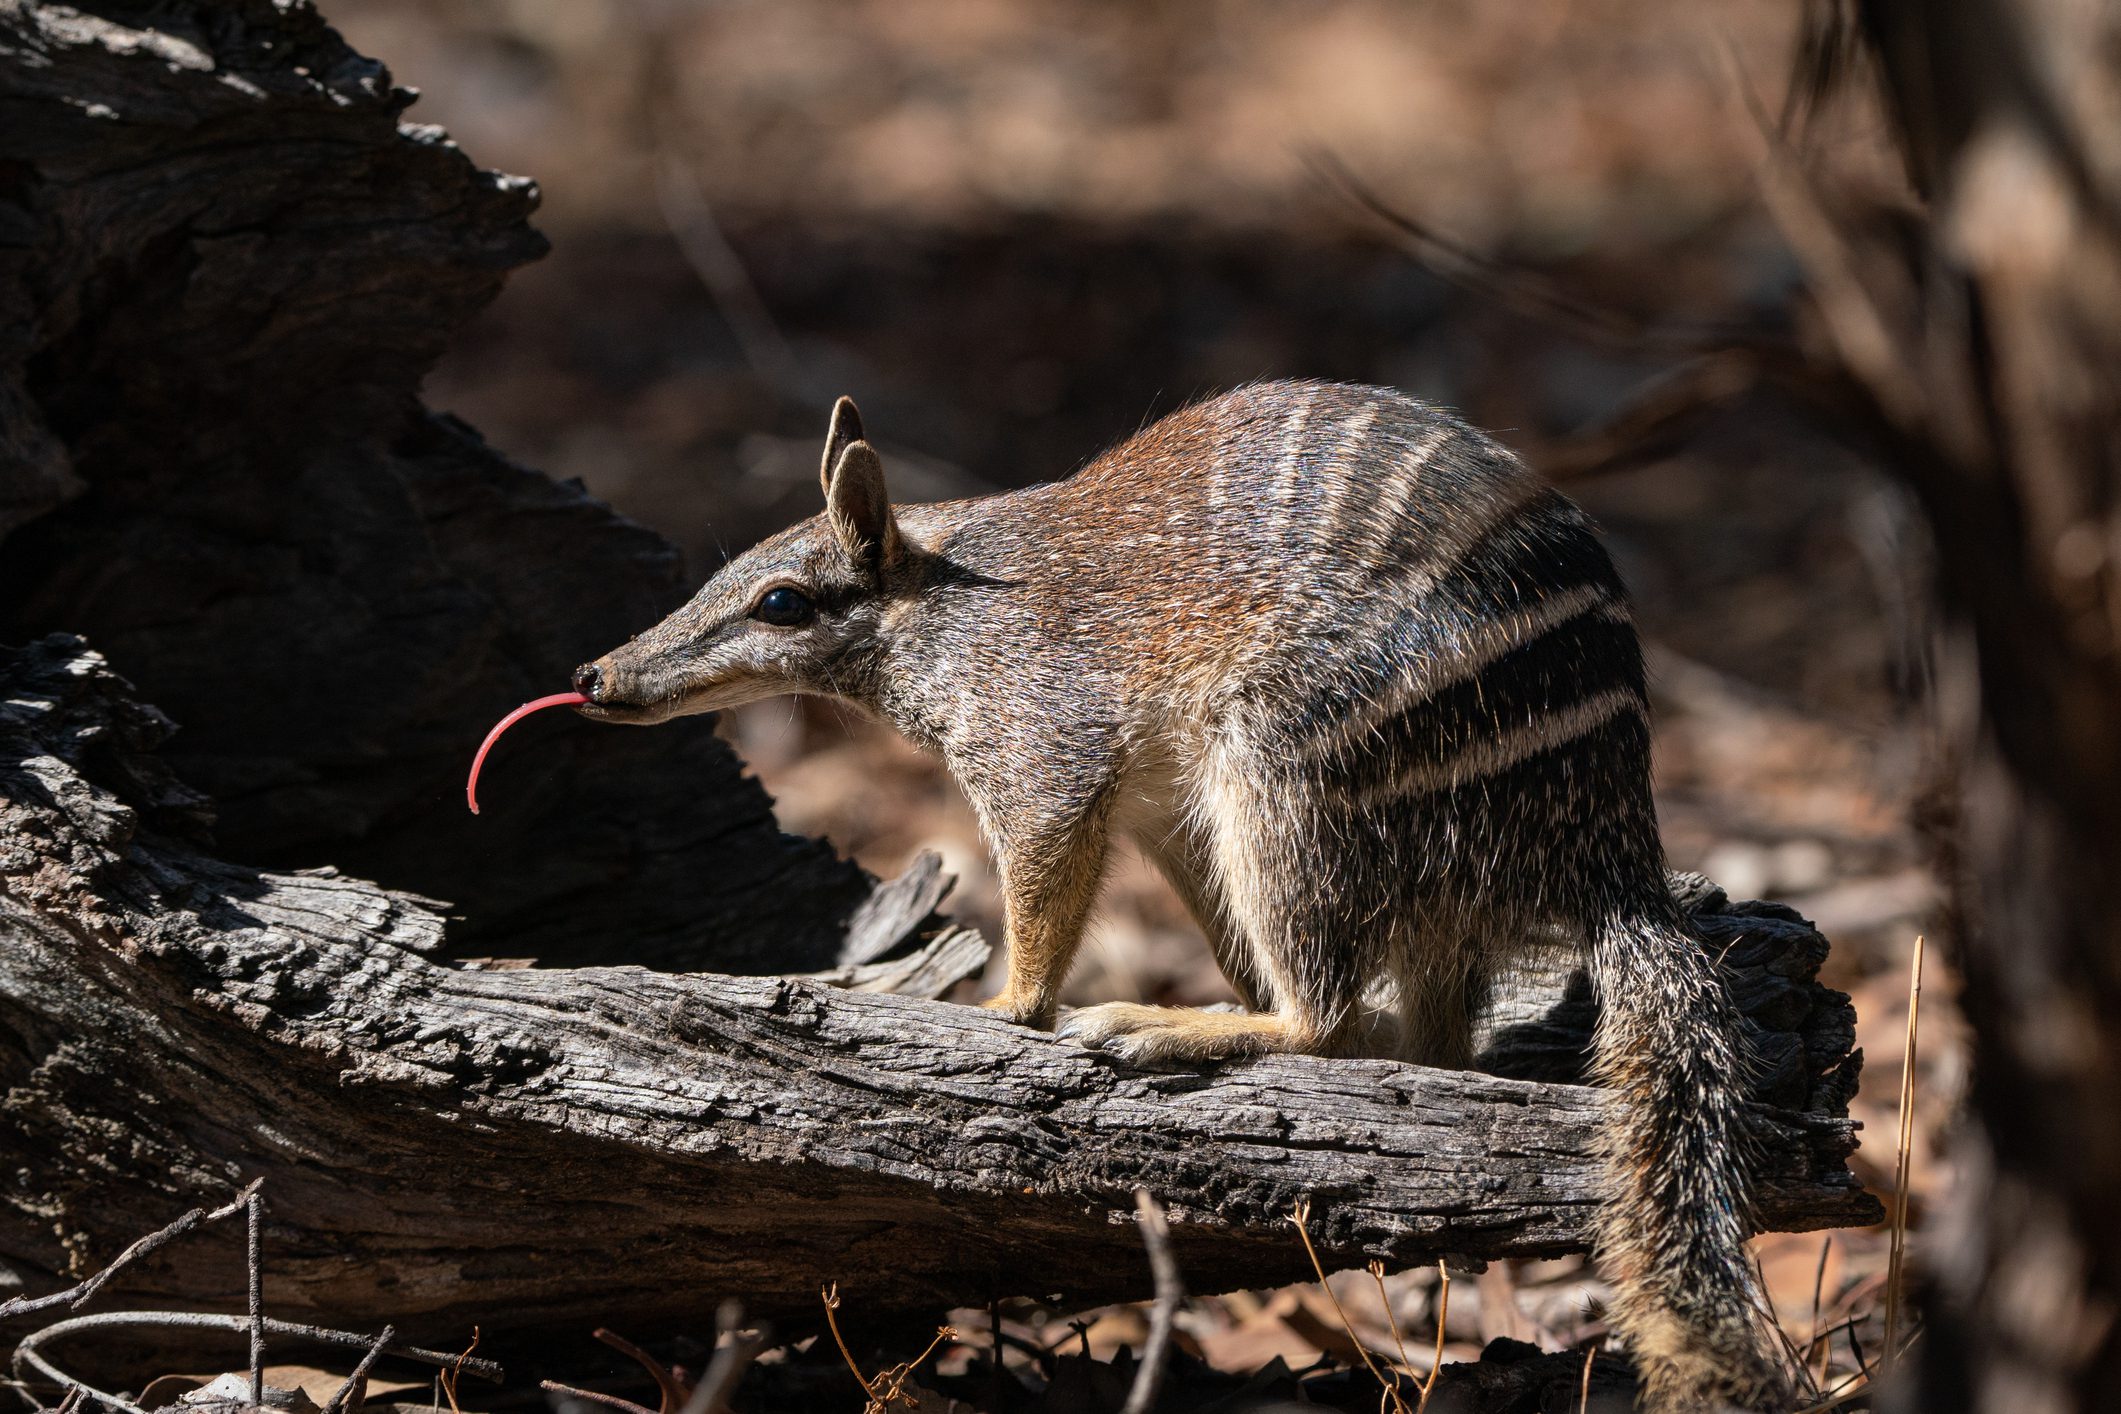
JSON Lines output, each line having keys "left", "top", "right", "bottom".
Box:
{"left": 574, "top": 397, "right": 903, "bottom": 725}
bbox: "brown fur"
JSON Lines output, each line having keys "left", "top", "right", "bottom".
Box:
{"left": 577, "top": 383, "right": 1789, "bottom": 1410}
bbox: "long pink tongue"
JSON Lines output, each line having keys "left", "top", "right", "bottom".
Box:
{"left": 466, "top": 692, "right": 591, "bottom": 815}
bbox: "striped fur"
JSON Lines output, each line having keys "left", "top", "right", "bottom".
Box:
{"left": 577, "top": 381, "right": 1787, "bottom": 1410}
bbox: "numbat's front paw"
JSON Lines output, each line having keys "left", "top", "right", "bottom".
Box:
{"left": 1058, "top": 1002, "right": 1283, "bottom": 1064}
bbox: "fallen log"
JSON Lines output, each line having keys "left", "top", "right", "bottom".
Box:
{"left": 0, "top": 636, "right": 1878, "bottom": 1345}
{"left": 0, "top": 0, "right": 885, "bottom": 975}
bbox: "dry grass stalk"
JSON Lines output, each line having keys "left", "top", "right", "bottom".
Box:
{"left": 1289, "top": 1200, "right": 1411, "bottom": 1413}
{"left": 820, "top": 1283, "right": 955, "bottom": 1412}
{"left": 440, "top": 1327, "right": 480, "bottom": 1414}
{"left": 1791, "top": 1378, "right": 1881, "bottom": 1414}
{"left": 1882, "top": 933, "right": 1925, "bottom": 1369}
{"left": 1806, "top": 1235, "right": 1833, "bottom": 1389}
{"left": 594, "top": 1326, "right": 691, "bottom": 1412}
{"left": 868, "top": 1327, "right": 957, "bottom": 1411}
{"left": 1577, "top": 1344, "right": 1597, "bottom": 1414}
{"left": 1415, "top": 1261, "right": 1450, "bottom": 1414}
{"left": 822, "top": 1284, "right": 868, "bottom": 1393}
{"left": 1365, "top": 1260, "right": 1415, "bottom": 1372}
{"left": 1750, "top": 1249, "right": 1821, "bottom": 1399}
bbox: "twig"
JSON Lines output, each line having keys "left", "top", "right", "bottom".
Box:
{"left": 1119, "top": 1190, "right": 1186, "bottom": 1414}
{"left": 1416, "top": 1261, "right": 1450, "bottom": 1414}
{"left": 1310, "top": 150, "right": 1763, "bottom": 359}
{"left": 1532, "top": 352, "right": 1763, "bottom": 482}
{"left": 1714, "top": 39, "right": 1931, "bottom": 437}
{"left": 1883, "top": 933, "right": 1925, "bottom": 1370}
{"left": 538, "top": 1383, "right": 661, "bottom": 1414}
{"left": 321, "top": 1325, "right": 396, "bottom": 1414}
{"left": 247, "top": 1193, "right": 265, "bottom": 1410}
{"left": 0, "top": 1179, "right": 263, "bottom": 1320}
{"left": 1289, "top": 1200, "right": 1410, "bottom": 1413}
{"left": 1577, "top": 1345, "right": 1597, "bottom": 1414}
{"left": 654, "top": 154, "right": 806, "bottom": 402}
{"left": 11, "top": 1310, "right": 503, "bottom": 1413}
{"left": 677, "top": 1300, "right": 767, "bottom": 1414}
{"left": 1311, "top": 152, "right": 1789, "bottom": 487}
{"left": 594, "top": 1328, "right": 689, "bottom": 1414}
{"left": 10, "top": 1386, "right": 94, "bottom": 1414}
{"left": 13, "top": 1305, "right": 500, "bottom": 1414}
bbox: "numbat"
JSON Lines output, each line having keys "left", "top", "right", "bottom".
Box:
{"left": 566, "top": 382, "right": 1783, "bottom": 1409}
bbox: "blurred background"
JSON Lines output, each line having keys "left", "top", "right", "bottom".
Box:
{"left": 326, "top": 0, "right": 1950, "bottom": 1389}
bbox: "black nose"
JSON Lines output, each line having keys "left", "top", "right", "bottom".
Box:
{"left": 572, "top": 664, "right": 602, "bottom": 701}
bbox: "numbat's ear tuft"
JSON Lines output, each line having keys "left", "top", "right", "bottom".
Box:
{"left": 825, "top": 439, "right": 899, "bottom": 572}
{"left": 819, "top": 396, "right": 866, "bottom": 497}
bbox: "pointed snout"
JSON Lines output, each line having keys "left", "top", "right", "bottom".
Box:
{"left": 569, "top": 650, "right": 670, "bottom": 723}
{"left": 567, "top": 641, "right": 732, "bottom": 725}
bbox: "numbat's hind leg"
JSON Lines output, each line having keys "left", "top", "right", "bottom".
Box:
{"left": 1061, "top": 734, "right": 1373, "bottom": 1065}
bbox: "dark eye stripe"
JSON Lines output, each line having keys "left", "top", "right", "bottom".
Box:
{"left": 752, "top": 585, "right": 815, "bottom": 627}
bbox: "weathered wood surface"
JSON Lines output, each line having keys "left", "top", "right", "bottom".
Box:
{"left": 0, "top": 638, "right": 1878, "bottom": 1344}
{"left": 0, "top": 0, "right": 884, "bottom": 974}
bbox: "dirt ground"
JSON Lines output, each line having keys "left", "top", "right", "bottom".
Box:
{"left": 323, "top": 0, "right": 1956, "bottom": 1402}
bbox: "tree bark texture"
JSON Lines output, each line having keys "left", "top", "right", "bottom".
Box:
{"left": 0, "top": 636, "right": 1875, "bottom": 1343}
{"left": 0, "top": 0, "right": 880, "bottom": 974}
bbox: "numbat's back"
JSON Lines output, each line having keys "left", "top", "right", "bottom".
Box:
{"left": 574, "top": 381, "right": 1787, "bottom": 1410}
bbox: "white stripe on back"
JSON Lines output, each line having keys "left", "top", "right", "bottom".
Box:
{"left": 1357, "top": 687, "right": 1645, "bottom": 803}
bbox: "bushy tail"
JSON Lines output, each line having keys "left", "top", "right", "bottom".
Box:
{"left": 1589, "top": 898, "right": 1789, "bottom": 1411}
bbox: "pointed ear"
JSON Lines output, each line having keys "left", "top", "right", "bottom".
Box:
{"left": 825, "top": 439, "right": 900, "bottom": 571}
{"left": 820, "top": 396, "right": 865, "bottom": 497}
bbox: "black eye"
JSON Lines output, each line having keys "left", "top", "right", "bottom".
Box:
{"left": 752, "top": 585, "right": 815, "bottom": 627}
